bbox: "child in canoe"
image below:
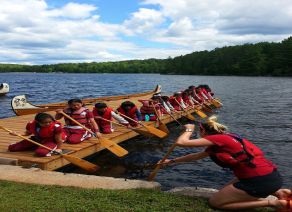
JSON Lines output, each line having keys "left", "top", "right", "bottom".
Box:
{"left": 55, "top": 99, "right": 101, "bottom": 144}
{"left": 8, "top": 112, "right": 65, "bottom": 157}
{"left": 93, "top": 102, "right": 129, "bottom": 133}
{"left": 116, "top": 101, "right": 142, "bottom": 127}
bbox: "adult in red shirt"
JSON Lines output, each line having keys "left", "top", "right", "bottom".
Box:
{"left": 8, "top": 113, "right": 65, "bottom": 157}
{"left": 160, "top": 116, "right": 292, "bottom": 211}
{"left": 55, "top": 99, "right": 100, "bottom": 144}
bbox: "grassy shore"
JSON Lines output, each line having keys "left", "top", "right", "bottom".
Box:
{"left": 0, "top": 180, "right": 273, "bottom": 212}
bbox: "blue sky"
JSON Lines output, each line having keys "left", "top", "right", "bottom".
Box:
{"left": 0, "top": 0, "right": 291, "bottom": 64}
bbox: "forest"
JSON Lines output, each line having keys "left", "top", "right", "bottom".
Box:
{"left": 0, "top": 37, "right": 291, "bottom": 76}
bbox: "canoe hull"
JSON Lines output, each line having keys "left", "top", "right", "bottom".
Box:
{"left": 11, "top": 85, "right": 162, "bottom": 116}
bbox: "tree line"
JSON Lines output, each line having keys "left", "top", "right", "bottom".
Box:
{"left": 0, "top": 37, "right": 291, "bottom": 76}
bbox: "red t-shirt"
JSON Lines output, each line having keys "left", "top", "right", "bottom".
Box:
{"left": 204, "top": 134, "right": 276, "bottom": 179}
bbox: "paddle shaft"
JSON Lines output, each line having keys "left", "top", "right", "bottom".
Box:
{"left": 148, "top": 143, "right": 177, "bottom": 181}
{"left": 1, "top": 126, "right": 60, "bottom": 153}
{"left": 60, "top": 111, "right": 128, "bottom": 157}
{"left": 97, "top": 117, "right": 133, "bottom": 129}
{"left": 118, "top": 112, "right": 146, "bottom": 127}
{"left": 174, "top": 99, "right": 196, "bottom": 120}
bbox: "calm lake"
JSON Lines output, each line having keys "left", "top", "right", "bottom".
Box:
{"left": 0, "top": 72, "right": 291, "bottom": 190}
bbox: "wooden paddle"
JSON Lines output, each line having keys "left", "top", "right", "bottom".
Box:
{"left": 211, "top": 98, "right": 223, "bottom": 108}
{"left": 174, "top": 99, "right": 196, "bottom": 121}
{"left": 202, "top": 103, "right": 213, "bottom": 113}
{"left": 158, "top": 102, "right": 183, "bottom": 127}
{"left": 118, "top": 112, "right": 168, "bottom": 139}
{"left": 60, "top": 112, "right": 128, "bottom": 157}
{"left": 148, "top": 143, "right": 177, "bottom": 181}
{"left": 0, "top": 126, "right": 99, "bottom": 173}
{"left": 151, "top": 102, "right": 169, "bottom": 134}
{"left": 96, "top": 117, "right": 154, "bottom": 138}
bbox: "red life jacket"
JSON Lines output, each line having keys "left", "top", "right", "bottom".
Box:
{"left": 27, "top": 120, "right": 63, "bottom": 143}
{"left": 63, "top": 107, "right": 89, "bottom": 125}
{"left": 93, "top": 107, "right": 113, "bottom": 126}
{"left": 201, "top": 88, "right": 212, "bottom": 100}
{"left": 182, "top": 95, "right": 192, "bottom": 106}
{"left": 205, "top": 134, "right": 276, "bottom": 178}
{"left": 117, "top": 106, "right": 137, "bottom": 120}
{"left": 169, "top": 96, "right": 182, "bottom": 109}
{"left": 139, "top": 100, "right": 156, "bottom": 114}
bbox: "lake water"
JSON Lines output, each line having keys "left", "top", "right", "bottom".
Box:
{"left": 0, "top": 72, "right": 291, "bottom": 190}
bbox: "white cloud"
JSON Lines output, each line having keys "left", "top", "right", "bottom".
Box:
{"left": 49, "top": 2, "right": 97, "bottom": 19}
{"left": 0, "top": 0, "right": 291, "bottom": 64}
{"left": 123, "top": 8, "right": 165, "bottom": 35}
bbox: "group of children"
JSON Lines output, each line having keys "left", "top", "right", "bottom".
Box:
{"left": 7, "top": 85, "right": 216, "bottom": 157}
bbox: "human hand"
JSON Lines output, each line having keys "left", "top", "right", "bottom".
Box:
{"left": 157, "top": 159, "right": 175, "bottom": 166}
{"left": 9, "top": 131, "right": 17, "bottom": 136}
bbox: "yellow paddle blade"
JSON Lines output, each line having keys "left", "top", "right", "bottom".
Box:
{"left": 186, "top": 113, "right": 196, "bottom": 121}
{"left": 97, "top": 138, "right": 128, "bottom": 157}
{"left": 62, "top": 154, "right": 99, "bottom": 173}
{"left": 212, "top": 99, "right": 223, "bottom": 108}
{"left": 132, "top": 128, "right": 155, "bottom": 138}
{"left": 144, "top": 125, "right": 168, "bottom": 139}
{"left": 202, "top": 105, "right": 213, "bottom": 113}
{"left": 158, "top": 122, "right": 170, "bottom": 134}
{"left": 194, "top": 109, "right": 207, "bottom": 118}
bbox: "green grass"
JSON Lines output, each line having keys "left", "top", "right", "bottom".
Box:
{"left": 0, "top": 180, "right": 273, "bottom": 212}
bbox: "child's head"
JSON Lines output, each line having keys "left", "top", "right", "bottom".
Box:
{"left": 121, "top": 101, "right": 135, "bottom": 111}
{"left": 95, "top": 102, "right": 107, "bottom": 112}
{"left": 35, "top": 113, "right": 55, "bottom": 127}
{"left": 68, "top": 99, "right": 83, "bottom": 110}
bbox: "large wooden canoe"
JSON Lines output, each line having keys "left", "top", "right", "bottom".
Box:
{"left": 0, "top": 85, "right": 213, "bottom": 171}
{"left": 11, "top": 85, "right": 161, "bottom": 116}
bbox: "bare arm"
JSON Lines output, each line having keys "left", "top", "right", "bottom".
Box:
{"left": 176, "top": 125, "right": 214, "bottom": 147}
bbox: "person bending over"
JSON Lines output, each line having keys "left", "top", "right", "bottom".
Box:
{"left": 160, "top": 116, "right": 292, "bottom": 211}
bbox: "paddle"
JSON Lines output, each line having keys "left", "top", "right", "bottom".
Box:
{"left": 0, "top": 126, "right": 99, "bottom": 173}
{"left": 174, "top": 99, "right": 196, "bottom": 121}
{"left": 96, "top": 117, "right": 154, "bottom": 138}
{"left": 60, "top": 112, "right": 128, "bottom": 157}
{"left": 211, "top": 98, "right": 223, "bottom": 108}
{"left": 148, "top": 143, "right": 177, "bottom": 181}
{"left": 158, "top": 99, "right": 183, "bottom": 127}
{"left": 118, "top": 112, "right": 168, "bottom": 139}
{"left": 151, "top": 102, "right": 169, "bottom": 134}
{"left": 202, "top": 103, "right": 213, "bottom": 113}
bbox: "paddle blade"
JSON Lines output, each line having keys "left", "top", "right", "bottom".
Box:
{"left": 148, "top": 164, "right": 162, "bottom": 181}
{"left": 144, "top": 125, "right": 168, "bottom": 139}
{"left": 62, "top": 154, "right": 100, "bottom": 173}
{"left": 98, "top": 138, "right": 128, "bottom": 157}
{"left": 202, "top": 105, "right": 213, "bottom": 113}
{"left": 186, "top": 113, "right": 196, "bottom": 121}
{"left": 194, "top": 109, "right": 207, "bottom": 118}
{"left": 158, "top": 122, "right": 170, "bottom": 134}
{"left": 212, "top": 99, "right": 223, "bottom": 108}
{"left": 132, "top": 128, "right": 155, "bottom": 138}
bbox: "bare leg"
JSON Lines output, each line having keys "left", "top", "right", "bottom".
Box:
{"left": 209, "top": 184, "right": 289, "bottom": 210}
